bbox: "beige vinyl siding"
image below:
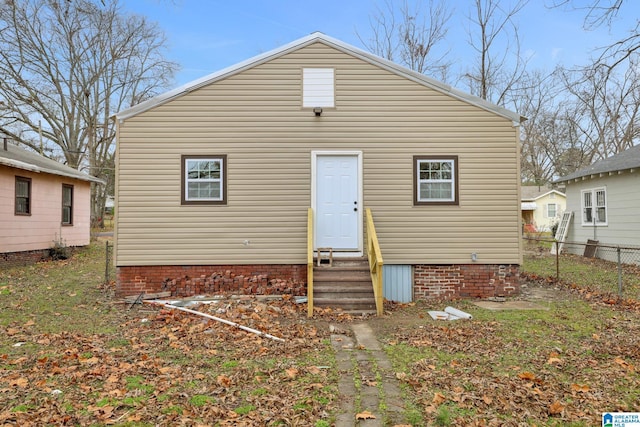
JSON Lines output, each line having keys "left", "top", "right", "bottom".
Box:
{"left": 116, "top": 42, "right": 521, "bottom": 266}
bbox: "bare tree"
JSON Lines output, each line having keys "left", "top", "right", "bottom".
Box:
{"left": 559, "top": 63, "right": 640, "bottom": 161}
{"left": 517, "top": 60, "right": 640, "bottom": 183}
{"left": 463, "top": 0, "right": 529, "bottom": 105}
{"left": 515, "top": 71, "right": 559, "bottom": 184}
{"left": 550, "top": 0, "right": 623, "bottom": 28}
{"left": 358, "top": 0, "right": 397, "bottom": 61}
{"left": 357, "top": 0, "right": 453, "bottom": 81}
{"left": 0, "top": 0, "right": 178, "bottom": 223}
{"left": 550, "top": 0, "right": 637, "bottom": 74}
{"left": 513, "top": 69, "right": 578, "bottom": 183}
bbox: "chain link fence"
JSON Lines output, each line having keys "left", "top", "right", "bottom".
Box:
{"left": 523, "top": 237, "right": 640, "bottom": 300}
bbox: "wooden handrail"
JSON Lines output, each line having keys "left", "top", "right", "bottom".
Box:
{"left": 365, "top": 208, "right": 384, "bottom": 316}
{"left": 307, "top": 208, "right": 314, "bottom": 317}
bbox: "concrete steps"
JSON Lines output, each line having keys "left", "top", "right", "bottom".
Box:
{"left": 313, "top": 257, "right": 376, "bottom": 314}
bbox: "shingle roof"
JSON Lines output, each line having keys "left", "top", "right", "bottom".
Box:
{"left": 115, "top": 32, "right": 523, "bottom": 124}
{"left": 556, "top": 144, "right": 640, "bottom": 183}
{"left": 520, "top": 185, "right": 565, "bottom": 201}
{"left": 0, "top": 142, "right": 104, "bottom": 184}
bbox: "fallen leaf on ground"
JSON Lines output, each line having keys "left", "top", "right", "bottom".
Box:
{"left": 433, "top": 392, "right": 446, "bottom": 405}
{"left": 285, "top": 367, "right": 299, "bottom": 379}
{"left": 10, "top": 377, "right": 28, "bottom": 388}
{"left": 614, "top": 357, "right": 635, "bottom": 372}
{"left": 217, "top": 374, "right": 232, "bottom": 387}
{"left": 547, "top": 356, "right": 562, "bottom": 365}
{"left": 356, "top": 410, "right": 376, "bottom": 419}
{"left": 571, "top": 383, "right": 590, "bottom": 393}
{"left": 518, "top": 371, "right": 537, "bottom": 381}
{"left": 548, "top": 400, "right": 565, "bottom": 415}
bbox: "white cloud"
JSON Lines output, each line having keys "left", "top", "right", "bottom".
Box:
{"left": 551, "top": 48, "right": 563, "bottom": 60}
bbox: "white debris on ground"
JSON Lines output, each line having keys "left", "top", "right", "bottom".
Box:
{"left": 428, "top": 306, "right": 473, "bottom": 321}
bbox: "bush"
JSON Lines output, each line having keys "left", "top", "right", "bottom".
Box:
{"left": 49, "top": 238, "right": 70, "bottom": 260}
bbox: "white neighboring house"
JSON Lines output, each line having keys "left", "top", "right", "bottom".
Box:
{"left": 555, "top": 144, "right": 640, "bottom": 262}
{"left": 105, "top": 196, "right": 115, "bottom": 215}
{"left": 521, "top": 186, "right": 566, "bottom": 233}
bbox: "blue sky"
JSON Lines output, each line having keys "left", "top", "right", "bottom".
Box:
{"left": 123, "top": 1, "right": 639, "bottom": 88}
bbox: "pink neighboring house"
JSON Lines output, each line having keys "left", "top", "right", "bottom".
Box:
{"left": 0, "top": 140, "right": 103, "bottom": 264}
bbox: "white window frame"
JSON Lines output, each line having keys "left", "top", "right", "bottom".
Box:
{"left": 546, "top": 203, "right": 557, "bottom": 218}
{"left": 181, "top": 155, "right": 227, "bottom": 205}
{"left": 303, "top": 68, "right": 334, "bottom": 108}
{"left": 414, "top": 156, "right": 458, "bottom": 205}
{"left": 581, "top": 187, "right": 607, "bottom": 226}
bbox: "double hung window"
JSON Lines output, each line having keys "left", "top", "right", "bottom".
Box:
{"left": 181, "top": 155, "right": 227, "bottom": 205}
{"left": 15, "top": 176, "right": 31, "bottom": 215}
{"left": 62, "top": 184, "right": 73, "bottom": 225}
{"left": 414, "top": 156, "right": 458, "bottom": 205}
{"left": 581, "top": 187, "right": 607, "bottom": 225}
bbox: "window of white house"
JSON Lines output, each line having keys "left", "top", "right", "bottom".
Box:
{"left": 546, "top": 203, "right": 557, "bottom": 218}
{"left": 413, "top": 156, "right": 458, "bottom": 205}
{"left": 581, "top": 187, "right": 607, "bottom": 226}
{"left": 302, "top": 68, "right": 334, "bottom": 108}
{"left": 15, "top": 176, "right": 31, "bottom": 215}
{"left": 181, "top": 155, "right": 227, "bottom": 205}
{"left": 62, "top": 184, "right": 73, "bottom": 225}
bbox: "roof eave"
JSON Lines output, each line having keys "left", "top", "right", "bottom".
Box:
{"left": 555, "top": 167, "right": 638, "bottom": 184}
{"left": 0, "top": 157, "right": 105, "bottom": 184}
{"left": 532, "top": 190, "right": 565, "bottom": 200}
{"left": 316, "top": 34, "right": 522, "bottom": 123}
{"left": 116, "top": 33, "right": 324, "bottom": 121}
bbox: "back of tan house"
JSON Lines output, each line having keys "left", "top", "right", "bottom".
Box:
{"left": 114, "top": 32, "right": 523, "bottom": 304}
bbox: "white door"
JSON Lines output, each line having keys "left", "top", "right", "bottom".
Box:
{"left": 315, "top": 155, "right": 360, "bottom": 250}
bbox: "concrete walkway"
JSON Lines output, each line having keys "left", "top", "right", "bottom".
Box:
{"left": 331, "top": 323, "right": 407, "bottom": 426}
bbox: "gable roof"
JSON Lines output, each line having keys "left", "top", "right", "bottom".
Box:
{"left": 555, "top": 144, "right": 640, "bottom": 183}
{"left": 521, "top": 186, "right": 565, "bottom": 201}
{"left": 115, "top": 32, "right": 523, "bottom": 124}
{"left": 0, "top": 142, "right": 104, "bottom": 184}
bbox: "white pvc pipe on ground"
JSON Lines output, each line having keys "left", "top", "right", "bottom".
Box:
{"left": 148, "top": 301, "right": 285, "bottom": 342}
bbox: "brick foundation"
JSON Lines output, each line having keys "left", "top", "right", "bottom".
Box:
{"left": 117, "top": 263, "right": 519, "bottom": 301}
{"left": 116, "top": 264, "right": 307, "bottom": 298}
{"left": 414, "top": 264, "right": 520, "bottom": 300}
{"left": 1, "top": 249, "right": 54, "bottom": 269}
